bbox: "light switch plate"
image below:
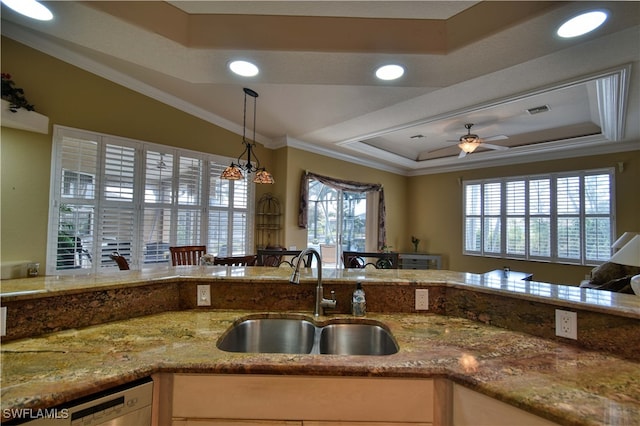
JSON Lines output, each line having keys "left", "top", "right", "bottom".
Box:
{"left": 0, "top": 306, "right": 6, "bottom": 336}
{"left": 197, "top": 285, "right": 211, "bottom": 306}
{"left": 415, "top": 289, "right": 429, "bottom": 310}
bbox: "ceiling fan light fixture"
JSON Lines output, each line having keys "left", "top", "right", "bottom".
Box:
{"left": 557, "top": 10, "right": 608, "bottom": 38}
{"left": 458, "top": 123, "right": 481, "bottom": 153}
{"left": 458, "top": 139, "right": 481, "bottom": 153}
{"left": 375, "top": 64, "right": 405, "bottom": 81}
{"left": 1, "top": 0, "right": 53, "bottom": 21}
{"left": 229, "top": 60, "right": 259, "bottom": 77}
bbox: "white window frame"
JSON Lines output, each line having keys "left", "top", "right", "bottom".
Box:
{"left": 47, "top": 125, "right": 254, "bottom": 274}
{"left": 462, "top": 168, "right": 615, "bottom": 266}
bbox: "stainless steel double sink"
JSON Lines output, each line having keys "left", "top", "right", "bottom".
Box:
{"left": 217, "top": 316, "right": 398, "bottom": 356}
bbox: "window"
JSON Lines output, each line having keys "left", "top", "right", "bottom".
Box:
{"left": 463, "top": 169, "right": 614, "bottom": 265}
{"left": 298, "top": 172, "right": 385, "bottom": 266}
{"left": 307, "top": 180, "right": 369, "bottom": 253}
{"left": 47, "top": 126, "right": 254, "bottom": 274}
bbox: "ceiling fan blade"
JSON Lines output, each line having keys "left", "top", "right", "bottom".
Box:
{"left": 458, "top": 150, "right": 467, "bottom": 158}
{"left": 482, "top": 143, "right": 509, "bottom": 151}
{"left": 482, "top": 135, "right": 508, "bottom": 142}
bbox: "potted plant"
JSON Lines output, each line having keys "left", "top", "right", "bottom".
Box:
{"left": 1, "top": 73, "right": 35, "bottom": 112}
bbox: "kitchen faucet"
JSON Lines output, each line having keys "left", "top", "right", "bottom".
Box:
{"left": 289, "top": 247, "right": 337, "bottom": 317}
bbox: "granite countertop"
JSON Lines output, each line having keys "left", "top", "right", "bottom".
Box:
{"left": 3, "top": 267, "right": 640, "bottom": 318}
{"left": 2, "top": 309, "right": 639, "bottom": 425}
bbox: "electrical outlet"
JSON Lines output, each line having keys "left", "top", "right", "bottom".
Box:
{"left": 555, "top": 309, "right": 577, "bottom": 340}
{"left": 197, "top": 285, "right": 211, "bottom": 306}
{"left": 415, "top": 289, "right": 429, "bottom": 310}
{"left": 1, "top": 306, "right": 7, "bottom": 337}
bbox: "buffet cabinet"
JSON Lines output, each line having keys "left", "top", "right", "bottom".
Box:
{"left": 398, "top": 253, "right": 442, "bottom": 270}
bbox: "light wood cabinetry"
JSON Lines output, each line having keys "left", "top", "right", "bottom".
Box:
{"left": 154, "top": 374, "right": 559, "bottom": 426}
{"left": 452, "top": 384, "right": 559, "bottom": 426}
{"left": 173, "top": 421, "right": 300, "bottom": 425}
{"left": 164, "top": 374, "right": 435, "bottom": 426}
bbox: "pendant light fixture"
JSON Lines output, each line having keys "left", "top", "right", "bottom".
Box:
{"left": 221, "top": 88, "right": 274, "bottom": 184}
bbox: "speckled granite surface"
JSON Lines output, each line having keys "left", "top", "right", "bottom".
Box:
{"left": 1, "top": 267, "right": 639, "bottom": 425}
{"left": 2, "top": 310, "right": 639, "bottom": 425}
{"left": 2, "top": 267, "right": 639, "bottom": 359}
{"left": 3, "top": 267, "right": 639, "bottom": 317}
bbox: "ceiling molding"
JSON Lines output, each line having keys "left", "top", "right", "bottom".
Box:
{"left": 284, "top": 136, "right": 407, "bottom": 175}
{"left": 281, "top": 134, "right": 639, "bottom": 177}
{"left": 406, "top": 139, "right": 640, "bottom": 176}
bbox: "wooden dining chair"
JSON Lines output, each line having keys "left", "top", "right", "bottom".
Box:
{"left": 213, "top": 255, "right": 257, "bottom": 266}
{"left": 109, "top": 251, "right": 130, "bottom": 270}
{"left": 169, "top": 245, "right": 207, "bottom": 266}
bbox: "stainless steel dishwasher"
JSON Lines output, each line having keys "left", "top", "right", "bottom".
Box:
{"left": 8, "top": 377, "right": 153, "bottom": 425}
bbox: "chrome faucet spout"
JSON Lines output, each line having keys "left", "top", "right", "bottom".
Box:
{"left": 289, "top": 247, "right": 337, "bottom": 316}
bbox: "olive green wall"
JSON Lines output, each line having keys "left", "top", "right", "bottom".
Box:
{"left": 0, "top": 37, "right": 274, "bottom": 268}
{"left": 408, "top": 151, "right": 640, "bottom": 285}
{"left": 2, "top": 37, "right": 639, "bottom": 285}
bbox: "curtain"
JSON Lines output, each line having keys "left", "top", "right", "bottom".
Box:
{"left": 297, "top": 171, "right": 386, "bottom": 250}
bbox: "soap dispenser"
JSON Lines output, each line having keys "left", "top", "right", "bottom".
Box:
{"left": 352, "top": 282, "right": 366, "bottom": 317}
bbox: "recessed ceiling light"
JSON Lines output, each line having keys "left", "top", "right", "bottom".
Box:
{"left": 375, "top": 64, "right": 405, "bottom": 81}
{"left": 557, "top": 10, "right": 608, "bottom": 38}
{"left": 1, "top": 0, "right": 53, "bottom": 21}
{"left": 229, "top": 60, "right": 259, "bottom": 77}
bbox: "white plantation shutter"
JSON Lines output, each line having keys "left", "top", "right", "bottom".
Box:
{"left": 143, "top": 150, "right": 173, "bottom": 263}
{"left": 483, "top": 182, "right": 501, "bottom": 254}
{"left": 584, "top": 173, "right": 612, "bottom": 262}
{"left": 48, "top": 126, "right": 254, "bottom": 274}
{"left": 462, "top": 169, "right": 613, "bottom": 266}
{"left": 99, "top": 207, "right": 135, "bottom": 266}
{"left": 104, "top": 144, "right": 135, "bottom": 201}
{"left": 51, "top": 130, "right": 99, "bottom": 271}
{"left": 175, "top": 155, "right": 203, "bottom": 246}
{"left": 528, "top": 179, "right": 551, "bottom": 258}
{"left": 556, "top": 176, "right": 581, "bottom": 261}
{"left": 205, "top": 161, "right": 254, "bottom": 256}
{"left": 505, "top": 180, "right": 526, "bottom": 256}
{"left": 232, "top": 211, "right": 249, "bottom": 255}
{"left": 208, "top": 162, "right": 230, "bottom": 256}
{"left": 98, "top": 143, "right": 137, "bottom": 267}
{"left": 463, "top": 184, "right": 481, "bottom": 253}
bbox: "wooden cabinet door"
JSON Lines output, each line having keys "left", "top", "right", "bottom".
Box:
{"left": 172, "top": 374, "right": 434, "bottom": 424}
{"left": 452, "top": 384, "right": 559, "bottom": 426}
{"left": 173, "top": 420, "right": 301, "bottom": 426}
{"left": 305, "top": 422, "right": 431, "bottom": 426}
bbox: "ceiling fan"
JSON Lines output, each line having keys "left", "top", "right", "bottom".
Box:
{"left": 455, "top": 123, "right": 509, "bottom": 158}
